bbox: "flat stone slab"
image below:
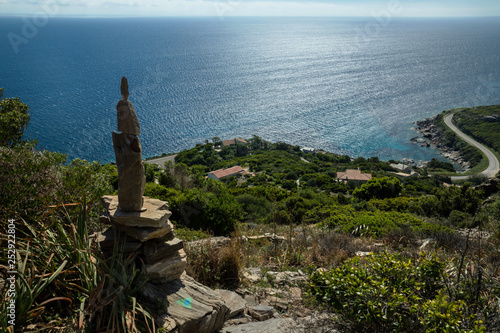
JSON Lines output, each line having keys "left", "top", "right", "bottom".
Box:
{"left": 144, "top": 237, "right": 184, "bottom": 263}
{"left": 248, "top": 305, "right": 275, "bottom": 321}
{"left": 145, "top": 249, "right": 187, "bottom": 282}
{"left": 221, "top": 318, "right": 295, "bottom": 333}
{"left": 140, "top": 273, "right": 229, "bottom": 333}
{"left": 91, "top": 227, "right": 143, "bottom": 253}
{"left": 102, "top": 195, "right": 172, "bottom": 228}
{"left": 216, "top": 289, "right": 246, "bottom": 319}
{"left": 113, "top": 221, "right": 173, "bottom": 242}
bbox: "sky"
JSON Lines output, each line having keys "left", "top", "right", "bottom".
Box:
{"left": 1, "top": 0, "right": 500, "bottom": 17}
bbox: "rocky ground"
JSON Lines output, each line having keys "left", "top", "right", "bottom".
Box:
{"left": 412, "top": 116, "right": 471, "bottom": 171}
{"left": 218, "top": 267, "right": 340, "bottom": 333}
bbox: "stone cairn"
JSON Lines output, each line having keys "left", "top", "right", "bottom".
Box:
{"left": 95, "top": 77, "right": 228, "bottom": 333}
{"left": 97, "top": 76, "right": 187, "bottom": 283}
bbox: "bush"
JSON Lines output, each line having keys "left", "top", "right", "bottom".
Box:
{"left": 309, "top": 252, "right": 485, "bottom": 332}
{"left": 185, "top": 239, "right": 241, "bottom": 289}
{"left": 0, "top": 88, "right": 30, "bottom": 147}
{"left": 353, "top": 177, "right": 403, "bottom": 201}
{"left": 0, "top": 144, "right": 65, "bottom": 218}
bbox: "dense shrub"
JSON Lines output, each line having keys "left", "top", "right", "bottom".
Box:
{"left": 309, "top": 252, "right": 485, "bottom": 332}
{"left": 145, "top": 181, "right": 242, "bottom": 236}
{"left": 353, "top": 177, "right": 403, "bottom": 201}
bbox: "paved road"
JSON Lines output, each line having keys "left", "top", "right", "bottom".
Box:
{"left": 443, "top": 113, "right": 500, "bottom": 181}
{"left": 144, "top": 154, "right": 176, "bottom": 169}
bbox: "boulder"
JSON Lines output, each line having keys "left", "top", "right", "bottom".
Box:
{"left": 112, "top": 132, "right": 145, "bottom": 212}
{"left": 140, "top": 273, "right": 229, "bottom": 333}
{"left": 145, "top": 249, "right": 187, "bottom": 282}
{"left": 216, "top": 289, "right": 246, "bottom": 319}
{"left": 91, "top": 227, "right": 143, "bottom": 253}
{"left": 221, "top": 318, "right": 295, "bottom": 333}
{"left": 248, "top": 305, "right": 275, "bottom": 321}
{"left": 101, "top": 195, "right": 172, "bottom": 228}
{"left": 112, "top": 221, "right": 173, "bottom": 242}
{"left": 144, "top": 237, "right": 184, "bottom": 263}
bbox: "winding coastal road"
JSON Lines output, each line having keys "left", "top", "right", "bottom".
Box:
{"left": 444, "top": 113, "right": 500, "bottom": 181}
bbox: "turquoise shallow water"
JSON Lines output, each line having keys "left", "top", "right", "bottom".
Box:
{"left": 1, "top": 17, "right": 500, "bottom": 163}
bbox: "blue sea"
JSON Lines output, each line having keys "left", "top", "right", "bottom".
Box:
{"left": 1, "top": 17, "right": 500, "bottom": 163}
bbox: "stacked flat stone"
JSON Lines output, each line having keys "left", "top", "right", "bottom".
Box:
{"left": 98, "top": 195, "right": 187, "bottom": 283}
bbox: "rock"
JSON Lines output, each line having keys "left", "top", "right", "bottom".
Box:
{"left": 188, "top": 236, "right": 231, "bottom": 249}
{"left": 243, "top": 268, "right": 261, "bottom": 283}
{"left": 140, "top": 273, "right": 229, "bottom": 333}
{"left": 117, "top": 77, "right": 140, "bottom": 135}
{"left": 112, "top": 221, "right": 173, "bottom": 242}
{"left": 145, "top": 249, "right": 187, "bottom": 282}
{"left": 113, "top": 132, "right": 145, "bottom": 212}
{"left": 112, "top": 77, "right": 145, "bottom": 212}
{"left": 156, "top": 315, "right": 176, "bottom": 331}
{"left": 224, "top": 314, "right": 252, "bottom": 326}
{"left": 221, "top": 318, "right": 295, "bottom": 333}
{"left": 102, "top": 196, "right": 172, "bottom": 228}
{"left": 144, "top": 237, "right": 184, "bottom": 263}
{"left": 243, "top": 294, "right": 258, "bottom": 307}
{"left": 290, "top": 287, "right": 302, "bottom": 299}
{"left": 248, "top": 305, "right": 275, "bottom": 321}
{"left": 419, "top": 238, "right": 436, "bottom": 251}
{"left": 483, "top": 115, "right": 500, "bottom": 122}
{"left": 264, "top": 270, "right": 308, "bottom": 286}
{"left": 92, "top": 227, "right": 143, "bottom": 253}
{"left": 216, "top": 289, "right": 246, "bottom": 319}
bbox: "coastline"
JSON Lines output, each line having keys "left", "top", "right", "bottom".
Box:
{"left": 411, "top": 115, "right": 471, "bottom": 172}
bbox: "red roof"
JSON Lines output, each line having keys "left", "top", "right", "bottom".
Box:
{"left": 209, "top": 166, "right": 246, "bottom": 179}
{"left": 222, "top": 139, "right": 235, "bottom": 147}
{"left": 222, "top": 137, "right": 248, "bottom": 146}
{"left": 337, "top": 169, "right": 372, "bottom": 182}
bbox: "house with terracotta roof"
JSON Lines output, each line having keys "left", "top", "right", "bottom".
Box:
{"left": 337, "top": 169, "right": 372, "bottom": 184}
{"left": 207, "top": 166, "right": 253, "bottom": 181}
{"left": 222, "top": 137, "right": 248, "bottom": 147}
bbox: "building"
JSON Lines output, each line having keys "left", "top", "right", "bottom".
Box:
{"left": 222, "top": 137, "right": 248, "bottom": 147}
{"left": 337, "top": 169, "right": 372, "bottom": 183}
{"left": 301, "top": 147, "right": 316, "bottom": 154}
{"left": 207, "top": 166, "right": 253, "bottom": 181}
{"left": 390, "top": 163, "right": 412, "bottom": 173}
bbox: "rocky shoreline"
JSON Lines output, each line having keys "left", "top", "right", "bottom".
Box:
{"left": 410, "top": 115, "right": 470, "bottom": 172}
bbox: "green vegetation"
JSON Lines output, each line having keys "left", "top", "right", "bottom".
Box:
{"left": 454, "top": 105, "right": 500, "bottom": 156}
{"left": 309, "top": 251, "right": 494, "bottom": 332}
{"left": 0, "top": 88, "right": 30, "bottom": 147}
{"left": 2, "top": 89, "right": 500, "bottom": 332}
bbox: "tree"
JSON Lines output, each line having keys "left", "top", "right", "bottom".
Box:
{"left": 353, "top": 177, "right": 403, "bottom": 201}
{"left": 212, "top": 137, "right": 222, "bottom": 146}
{"left": 0, "top": 88, "right": 31, "bottom": 147}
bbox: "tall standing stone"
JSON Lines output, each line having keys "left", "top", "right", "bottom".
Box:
{"left": 112, "top": 77, "right": 146, "bottom": 212}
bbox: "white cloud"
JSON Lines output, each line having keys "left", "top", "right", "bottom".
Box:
{"left": 0, "top": 0, "right": 499, "bottom": 17}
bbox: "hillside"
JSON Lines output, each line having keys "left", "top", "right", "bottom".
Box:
{"left": 2, "top": 92, "right": 500, "bottom": 331}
